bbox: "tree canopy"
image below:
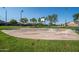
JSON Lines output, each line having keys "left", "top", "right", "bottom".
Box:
{"left": 20, "top": 18, "right": 28, "bottom": 24}
{"left": 47, "top": 14, "right": 58, "bottom": 25}
{"left": 73, "top": 13, "right": 79, "bottom": 22}
{"left": 30, "top": 18, "right": 37, "bottom": 23}
{"left": 9, "top": 19, "right": 17, "bottom": 24}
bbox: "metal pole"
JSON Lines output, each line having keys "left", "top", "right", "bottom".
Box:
{"left": 5, "top": 9, "right": 7, "bottom": 25}
{"left": 3, "top": 7, "right": 7, "bottom": 26}
{"left": 20, "top": 10, "right": 23, "bottom": 19}
{"left": 20, "top": 10, "right": 22, "bottom": 20}
{"left": 65, "top": 8, "right": 68, "bottom": 27}
{"left": 20, "top": 10, "right": 23, "bottom": 26}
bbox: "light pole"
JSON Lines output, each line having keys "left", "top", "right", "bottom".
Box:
{"left": 3, "top": 7, "right": 7, "bottom": 25}
{"left": 64, "top": 8, "right": 68, "bottom": 27}
{"left": 20, "top": 9, "right": 23, "bottom": 20}
{"left": 20, "top": 9, "right": 23, "bottom": 25}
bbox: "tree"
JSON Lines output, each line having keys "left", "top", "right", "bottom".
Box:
{"left": 47, "top": 15, "right": 53, "bottom": 25}
{"left": 47, "top": 14, "right": 58, "bottom": 27}
{"left": 20, "top": 18, "right": 28, "bottom": 24}
{"left": 38, "top": 17, "right": 46, "bottom": 24}
{"left": 9, "top": 19, "right": 17, "bottom": 24}
{"left": 73, "top": 13, "right": 79, "bottom": 22}
{"left": 47, "top": 15, "right": 52, "bottom": 27}
{"left": 73, "top": 13, "right": 79, "bottom": 26}
{"left": 38, "top": 18, "right": 41, "bottom": 23}
{"left": 52, "top": 14, "right": 58, "bottom": 24}
{"left": 30, "top": 18, "right": 37, "bottom": 23}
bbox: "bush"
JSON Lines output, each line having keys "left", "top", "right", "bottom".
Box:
{"left": 9, "top": 19, "right": 18, "bottom": 25}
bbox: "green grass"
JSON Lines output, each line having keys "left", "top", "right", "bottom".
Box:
{"left": 0, "top": 26, "right": 79, "bottom": 52}
{"left": 0, "top": 26, "right": 32, "bottom": 30}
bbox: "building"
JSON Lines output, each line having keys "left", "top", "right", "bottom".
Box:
{"left": 67, "top": 21, "right": 78, "bottom": 27}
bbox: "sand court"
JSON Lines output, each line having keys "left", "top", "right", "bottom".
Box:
{"left": 1, "top": 28, "right": 79, "bottom": 40}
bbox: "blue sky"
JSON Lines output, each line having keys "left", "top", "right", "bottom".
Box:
{"left": 0, "top": 7, "right": 79, "bottom": 24}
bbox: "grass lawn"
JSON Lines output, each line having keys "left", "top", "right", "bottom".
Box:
{"left": 0, "top": 26, "right": 79, "bottom": 52}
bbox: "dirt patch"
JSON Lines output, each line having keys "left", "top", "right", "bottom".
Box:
{"left": 1, "top": 28, "right": 79, "bottom": 40}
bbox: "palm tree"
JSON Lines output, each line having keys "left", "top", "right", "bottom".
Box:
{"left": 47, "top": 14, "right": 58, "bottom": 27}
{"left": 30, "top": 18, "right": 37, "bottom": 24}
{"left": 38, "top": 18, "right": 41, "bottom": 23}
{"left": 30, "top": 18, "right": 37, "bottom": 27}
{"left": 73, "top": 13, "right": 79, "bottom": 26}
{"left": 47, "top": 15, "right": 52, "bottom": 25}
{"left": 47, "top": 15, "right": 52, "bottom": 27}
{"left": 52, "top": 14, "right": 58, "bottom": 24}
{"left": 73, "top": 13, "right": 79, "bottom": 22}
{"left": 20, "top": 18, "right": 28, "bottom": 24}
{"left": 37, "top": 17, "right": 46, "bottom": 27}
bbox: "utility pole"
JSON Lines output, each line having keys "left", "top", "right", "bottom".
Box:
{"left": 20, "top": 10, "right": 23, "bottom": 20}
{"left": 3, "top": 7, "right": 7, "bottom": 26}
{"left": 64, "top": 8, "right": 68, "bottom": 27}
{"left": 20, "top": 9, "right": 23, "bottom": 26}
